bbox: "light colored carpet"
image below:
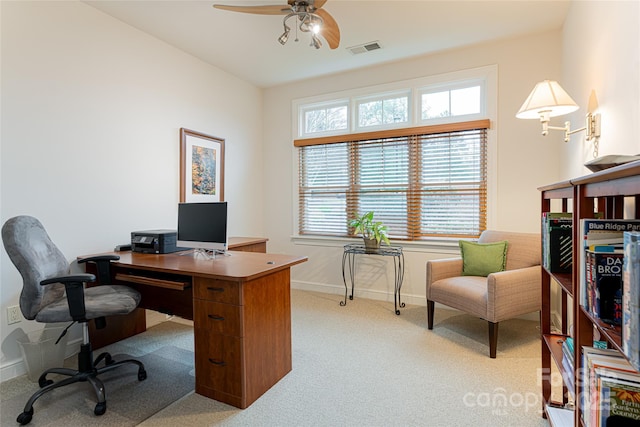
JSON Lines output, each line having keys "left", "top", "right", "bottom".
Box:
{"left": 0, "top": 321, "right": 194, "bottom": 426}
{"left": 1, "top": 290, "right": 549, "bottom": 426}
{"left": 143, "top": 290, "right": 548, "bottom": 427}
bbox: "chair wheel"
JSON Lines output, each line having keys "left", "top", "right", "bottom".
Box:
{"left": 94, "top": 402, "right": 106, "bottom": 416}
{"left": 104, "top": 354, "right": 114, "bottom": 366}
{"left": 17, "top": 409, "right": 33, "bottom": 425}
{"left": 38, "top": 378, "right": 53, "bottom": 388}
{"left": 138, "top": 369, "right": 147, "bottom": 381}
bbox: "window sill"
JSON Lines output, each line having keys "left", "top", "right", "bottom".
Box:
{"left": 290, "top": 235, "right": 464, "bottom": 255}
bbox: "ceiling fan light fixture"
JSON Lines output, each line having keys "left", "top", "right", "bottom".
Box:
{"left": 276, "top": 10, "right": 324, "bottom": 48}
{"left": 298, "top": 13, "right": 322, "bottom": 33}
{"left": 311, "top": 34, "right": 322, "bottom": 49}
{"left": 278, "top": 23, "right": 290, "bottom": 45}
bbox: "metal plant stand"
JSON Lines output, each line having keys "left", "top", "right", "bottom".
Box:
{"left": 341, "top": 243, "right": 405, "bottom": 315}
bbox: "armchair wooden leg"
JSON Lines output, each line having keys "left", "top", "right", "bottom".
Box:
{"left": 488, "top": 321, "right": 498, "bottom": 358}
{"left": 427, "top": 300, "right": 434, "bottom": 330}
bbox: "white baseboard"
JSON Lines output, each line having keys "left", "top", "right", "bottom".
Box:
{"left": 0, "top": 358, "right": 25, "bottom": 383}
{"left": 291, "top": 280, "right": 428, "bottom": 307}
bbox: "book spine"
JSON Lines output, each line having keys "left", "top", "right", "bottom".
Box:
{"left": 592, "top": 251, "right": 624, "bottom": 325}
{"left": 623, "top": 232, "right": 640, "bottom": 372}
{"left": 542, "top": 213, "right": 572, "bottom": 273}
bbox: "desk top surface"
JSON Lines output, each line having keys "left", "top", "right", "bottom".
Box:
{"left": 228, "top": 236, "right": 268, "bottom": 248}
{"left": 81, "top": 250, "right": 307, "bottom": 282}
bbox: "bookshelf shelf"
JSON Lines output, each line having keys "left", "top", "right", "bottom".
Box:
{"left": 539, "top": 160, "right": 640, "bottom": 427}
{"left": 545, "top": 404, "right": 575, "bottom": 427}
{"left": 579, "top": 305, "right": 623, "bottom": 352}
{"left": 543, "top": 333, "right": 569, "bottom": 371}
{"left": 550, "top": 272, "right": 573, "bottom": 296}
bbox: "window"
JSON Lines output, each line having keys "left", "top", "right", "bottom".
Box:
{"left": 419, "top": 82, "right": 483, "bottom": 121}
{"left": 293, "top": 66, "right": 496, "bottom": 241}
{"left": 296, "top": 120, "right": 488, "bottom": 239}
{"left": 300, "top": 101, "right": 348, "bottom": 136}
{"left": 355, "top": 92, "right": 409, "bottom": 129}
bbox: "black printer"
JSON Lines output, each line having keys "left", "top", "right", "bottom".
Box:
{"left": 131, "top": 229, "right": 185, "bottom": 254}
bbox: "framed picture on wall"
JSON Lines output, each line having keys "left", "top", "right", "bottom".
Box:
{"left": 180, "top": 128, "right": 225, "bottom": 203}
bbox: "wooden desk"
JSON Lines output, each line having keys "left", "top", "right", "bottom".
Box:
{"left": 228, "top": 236, "right": 268, "bottom": 253}
{"left": 82, "top": 240, "right": 306, "bottom": 409}
{"left": 88, "top": 237, "right": 270, "bottom": 347}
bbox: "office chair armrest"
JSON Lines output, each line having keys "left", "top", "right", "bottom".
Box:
{"left": 77, "top": 255, "right": 120, "bottom": 264}
{"left": 41, "top": 274, "right": 96, "bottom": 286}
{"left": 41, "top": 274, "right": 97, "bottom": 321}
{"left": 78, "top": 254, "right": 120, "bottom": 286}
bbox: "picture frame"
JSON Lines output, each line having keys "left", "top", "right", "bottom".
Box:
{"left": 180, "top": 128, "right": 225, "bottom": 203}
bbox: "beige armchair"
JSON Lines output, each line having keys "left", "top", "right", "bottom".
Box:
{"left": 426, "top": 230, "right": 541, "bottom": 358}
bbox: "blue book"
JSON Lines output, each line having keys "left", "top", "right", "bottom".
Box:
{"left": 623, "top": 231, "right": 640, "bottom": 372}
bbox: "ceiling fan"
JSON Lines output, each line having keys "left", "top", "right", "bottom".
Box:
{"left": 213, "top": 0, "right": 340, "bottom": 50}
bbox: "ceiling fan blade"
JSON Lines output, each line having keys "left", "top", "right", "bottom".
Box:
{"left": 314, "top": 0, "right": 328, "bottom": 9}
{"left": 316, "top": 9, "right": 340, "bottom": 49}
{"left": 213, "top": 4, "right": 289, "bottom": 15}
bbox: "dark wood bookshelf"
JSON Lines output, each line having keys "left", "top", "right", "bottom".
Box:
{"left": 539, "top": 160, "right": 640, "bottom": 427}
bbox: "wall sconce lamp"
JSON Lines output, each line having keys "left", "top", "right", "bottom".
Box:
{"left": 516, "top": 80, "right": 601, "bottom": 143}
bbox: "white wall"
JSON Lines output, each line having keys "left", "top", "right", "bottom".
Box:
{"left": 549, "top": 0, "right": 639, "bottom": 331}
{"left": 262, "top": 30, "right": 564, "bottom": 307}
{"left": 560, "top": 0, "right": 640, "bottom": 178}
{"left": 0, "top": 1, "right": 264, "bottom": 380}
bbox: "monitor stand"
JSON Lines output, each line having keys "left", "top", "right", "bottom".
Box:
{"left": 179, "top": 248, "right": 228, "bottom": 260}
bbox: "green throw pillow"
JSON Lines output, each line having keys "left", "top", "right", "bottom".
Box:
{"left": 459, "top": 240, "right": 508, "bottom": 277}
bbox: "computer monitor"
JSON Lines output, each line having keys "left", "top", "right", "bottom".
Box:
{"left": 177, "top": 202, "right": 228, "bottom": 252}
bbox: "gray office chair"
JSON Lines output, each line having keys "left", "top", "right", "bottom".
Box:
{"left": 1, "top": 215, "right": 147, "bottom": 425}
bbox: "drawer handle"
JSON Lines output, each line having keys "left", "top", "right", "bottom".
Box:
{"left": 208, "top": 314, "right": 225, "bottom": 321}
{"left": 208, "top": 358, "right": 226, "bottom": 366}
{"left": 207, "top": 287, "right": 225, "bottom": 293}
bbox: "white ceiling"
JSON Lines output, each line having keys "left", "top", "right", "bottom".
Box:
{"left": 85, "top": 0, "right": 571, "bottom": 88}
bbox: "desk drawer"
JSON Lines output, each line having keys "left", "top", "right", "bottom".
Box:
{"left": 194, "top": 278, "right": 240, "bottom": 304}
{"left": 195, "top": 333, "right": 242, "bottom": 397}
{"left": 194, "top": 300, "right": 242, "bottom": 336}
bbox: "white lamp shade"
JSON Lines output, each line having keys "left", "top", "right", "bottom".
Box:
{"left": 516, "top": 80, "right": 579, "bottom": 119}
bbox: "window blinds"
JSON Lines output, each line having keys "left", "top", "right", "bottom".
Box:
{"left": 296, "top": 120, "right": 489, "bottom": 240}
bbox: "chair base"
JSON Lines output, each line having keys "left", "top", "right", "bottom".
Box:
{"left": 17, "top": 342, "right": 146, "bottom": 425}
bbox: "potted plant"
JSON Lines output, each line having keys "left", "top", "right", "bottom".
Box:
{"left": 349, "top": 211, "right": 390, "bottom": 252}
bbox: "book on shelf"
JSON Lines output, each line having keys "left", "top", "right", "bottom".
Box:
{"left": 582, "top": 346, "right": 639, "bottom": 427}
{"left": 586, "top": 249, "right": 624, "bottom": 325}
{"left": 562, "top": 336, "right": 575, "bottom": 382}
{"left": 597, "top": 372, "right": 640, "bottom": 427}
{"left": 579, "top": 219, "right": 640, "bottom": 316}
{"left": 623, "top": 231, "right": 640, "bottom": 372}
{"left": 542, "top": 212, "right": 573, "bottom": 273}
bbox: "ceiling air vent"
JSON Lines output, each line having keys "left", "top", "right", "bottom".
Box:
{"left": 347, "top": 41, "right": 382, "bottom": 55}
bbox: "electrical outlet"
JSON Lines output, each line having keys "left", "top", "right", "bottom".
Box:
{"left": 7, "top": 305, "right": 21, "bottom": 324}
